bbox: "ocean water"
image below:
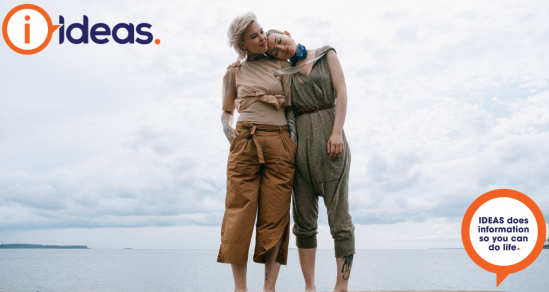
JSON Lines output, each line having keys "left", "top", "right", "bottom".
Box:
{"left": 0, "top": 249, "right": 547, "bottom": 292}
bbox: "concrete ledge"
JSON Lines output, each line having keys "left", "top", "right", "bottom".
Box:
{"left": 314, "top": 291, "right": 510, "bottom": 292}
{"left": 311, "top": 291, "right": 510, "bottom": 292}
{"left": 0, "top": 291, "right": 511, "bottom": 292}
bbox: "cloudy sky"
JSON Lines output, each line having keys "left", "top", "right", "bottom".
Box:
{"left": 1, "top": 0, "right": 548, "bottom": 249}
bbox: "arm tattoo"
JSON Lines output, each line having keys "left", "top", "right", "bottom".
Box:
{"left": 341, "top": 254, "right": 354, "bottom": 280}
{"left": 265, "top": 272, "right": 268, "bottom": 281}
{"left": 285, "top": 106, "right": 297, "bottom": 143}
{"left": 221, "top": 112, "right": 234, "bottom": 144}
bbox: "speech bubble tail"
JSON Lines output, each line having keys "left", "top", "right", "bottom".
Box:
{"left": 496, "top": 272, "right": 509, "bottom": 286}
{"left": 52, "top": 24, "right": 60, "bottom": 32}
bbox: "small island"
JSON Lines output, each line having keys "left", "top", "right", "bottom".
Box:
{"left": 0, "top": 244, "right": 89, "bottom": 249}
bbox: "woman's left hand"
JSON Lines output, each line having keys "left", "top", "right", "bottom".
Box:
{"left": 227, "top": 60, "right": 242, "bottom": 69}
{"left": 327, "top": 133, "right": 344, "bottom": 159}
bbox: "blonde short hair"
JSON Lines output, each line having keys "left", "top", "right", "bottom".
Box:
{"left": 227, "top": 12, "right": 257, "bottom": 60}
{"left": 265, "top": 29, "right": 284, "bottom": 38}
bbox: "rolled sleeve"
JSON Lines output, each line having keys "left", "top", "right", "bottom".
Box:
{"left": 222, "top": 68, "right": 237, "bottom": 111}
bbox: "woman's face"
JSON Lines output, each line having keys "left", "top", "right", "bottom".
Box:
{"left": 267, "top": 32, "right": 297, "bottom": 60}
{"left": 238, "top": 21, "right": 267, "bottom": 55}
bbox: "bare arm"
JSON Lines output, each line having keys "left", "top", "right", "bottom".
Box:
{"left": 284, "top": 106, "right": 297, "bottom": 143}
{"left": 221, "top": 67, "right": 239, "bottom": 145}
{"left": 326, "top": 50, "right": 348, "bottom": 159}
{"left": 221, "top": 110, "right": 239, "bottom": 144}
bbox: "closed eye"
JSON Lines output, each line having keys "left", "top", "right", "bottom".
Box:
{"left": 272, "top": 37, "right": 281, "bottom": 56}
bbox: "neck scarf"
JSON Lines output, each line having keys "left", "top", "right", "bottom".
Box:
{"left": 289, "top": 43, "right": 307, "bottom": 66}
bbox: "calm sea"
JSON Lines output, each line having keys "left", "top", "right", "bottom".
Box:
{"left": 0, "top": 249, "right": 547, "bottom": 292}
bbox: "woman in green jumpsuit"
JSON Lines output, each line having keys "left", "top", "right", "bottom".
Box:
{"left": 268, "top": 31, "right": 355, "bottom": 292}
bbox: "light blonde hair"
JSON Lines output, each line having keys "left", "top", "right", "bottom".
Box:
{"left": 227, "top": 12, "right": 257, "bottom": 60}
{"left": 265, "top": 29, "right": 284, "bottom": 38}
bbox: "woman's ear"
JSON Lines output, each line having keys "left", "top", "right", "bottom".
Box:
{"left": 284, "top": 31, "right": 291, "bottom": 38}
{"left": 238, "top": 42, "right": 247, "bottom": 51}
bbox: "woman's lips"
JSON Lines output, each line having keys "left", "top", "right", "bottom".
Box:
{"left": 260, "top": 41, "right": 266, "bottom": 47}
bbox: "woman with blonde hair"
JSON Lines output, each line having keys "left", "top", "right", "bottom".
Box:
{"left": 218, "top": 12, "right": 296, "bottom": 292}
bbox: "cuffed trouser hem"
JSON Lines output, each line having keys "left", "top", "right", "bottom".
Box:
{"left": 296, "top": 234, "right": 317, "bottom": 249}
{"left": 334, "top": 236, "right": 355, "bottom": 258}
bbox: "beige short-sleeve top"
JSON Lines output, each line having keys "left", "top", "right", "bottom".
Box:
{"left": 222, "top": 58, "right": 292, "bottom": 113}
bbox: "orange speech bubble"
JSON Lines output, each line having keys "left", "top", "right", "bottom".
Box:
{"left": 2, "top": 4, "right": 60, "bottom": 55}
{"left": 462, "top": 189, "right": 546, "bottom": 286}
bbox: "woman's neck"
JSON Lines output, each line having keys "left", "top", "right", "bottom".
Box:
{"left": 246, "top": 51, "right": 266, "bottom": 62}
{"left": 294, "top": 49, "right": 317, "bottom": 66}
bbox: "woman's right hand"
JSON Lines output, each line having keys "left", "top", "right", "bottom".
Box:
{"left": 225, "top": 127, "right": 239, "bottom": 144}
{"left": 221, "top": 111, "right": 238, "bottom": 145}
{"left": 226, "top": 60, "right": 242, "bottom": 69}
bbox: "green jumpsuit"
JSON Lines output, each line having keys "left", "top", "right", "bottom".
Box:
{"left": 275, "top": 46, "right": 355, "bottom": 257}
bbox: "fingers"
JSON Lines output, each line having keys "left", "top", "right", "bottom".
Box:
{"left": 328, "top": 140, "right": 338, "bottom": 159}
{"left": 328, "top": 141, "right": 344, "bottom": 159}
{"left": 334, "top": 143, "right": 343, "bottom": 158}
{"left": 227, "top": 61, "right": 242, "bottom": 69}
{"left": 227, "top": 62, "right": 239, "bottom": 69}
{"left": 227, "top": 128, "right": 238, "bottom": 145}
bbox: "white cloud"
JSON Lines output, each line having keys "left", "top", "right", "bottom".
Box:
{"left": 1, "top": 0, "right": 548, "bottom": 248}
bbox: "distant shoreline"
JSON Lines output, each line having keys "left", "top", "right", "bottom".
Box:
{"left": 0, "top": 244, "right": 89, "bottom": 249}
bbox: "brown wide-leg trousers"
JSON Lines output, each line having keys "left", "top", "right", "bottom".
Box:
{"left": 217, "top": 122, "right": 296, "bottom": 265}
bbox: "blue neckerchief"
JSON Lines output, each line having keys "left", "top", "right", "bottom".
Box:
{"left": 289, "top": 43, "right": 307, "bottom": 66}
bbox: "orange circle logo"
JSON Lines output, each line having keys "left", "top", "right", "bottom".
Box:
{"left": 2, "top": 4, "right": 60, "bottom": 55}
{"left": 461, "top": 189, "right": 546, "bottom": 286}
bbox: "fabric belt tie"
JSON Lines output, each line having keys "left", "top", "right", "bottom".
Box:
{"left": 239, "top": 122, "right": 288, "bottom": 164}
{"left": 248, "top": 125, "right": 265, "bottom": 164}
{"left": 295, "top": 103, "right": 334, "bottom": 117}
